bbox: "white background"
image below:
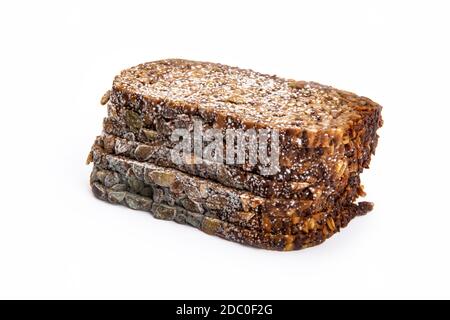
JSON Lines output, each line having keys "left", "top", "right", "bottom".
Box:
{"left": 0, "top": 0, "right": 449, "bottom": 299}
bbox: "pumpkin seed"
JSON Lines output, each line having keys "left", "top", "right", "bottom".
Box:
{"left": 142, "top": 129, "right": 158, "bottom": 141}
{"left": 108, "top": 191, "right": 126, "bottom": 204}
{"left": 110, "top": 183, "right": 127, "bottom": 192}
{"left": 128, "top": 174, "right": 144, "bottom": 193}
{"left": 152, "top": 203, "right": 176, "bottom": 221}
{"left": 201, "top": 217, "right": 221, "bottom": 235}
{"left": 125, "top": 110, "right": 143, "bottom": 132}
{"left": 134, "top": 144, "right": 154, "bottom": 161}
{"left": 149, "top": 171, "right": 176, "bottom": 187}
{"left": 92, "top": 182, "right": 106, "bottom": 199}
{"left": 181, "top": 198, "right": 204, "bottom": 213}
{"left": 185, "top": 211, "right": 204, "bottom": 228}
{"left": 140, "top": 187, "right": 153, "bottom": 198}
{"left": 125, "top": 193, "right": 152, "bottom": 211}
{"left": 104, "top": 172, "right": 120, "bottom": 188}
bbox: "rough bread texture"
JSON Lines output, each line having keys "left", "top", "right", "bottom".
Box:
{"left": 88, "top": 59, "right": 382, "bottom": 250}
{"left": 90, "top": 153, "right": 367, "bottom": 234}
{"left": 103, "top": 111, "right": 362, "bottom": 181}
{"left": 91, "top": 143, "right": 368, "bottom": 231}
{"left": 91, "top": 179, "right": 370, "bottom": 251}
{"left": 96, "top": 131, "right": 359, "bottom": 199}
{"left": 107, "top": 99, "right": 380, "bottom": 183}
{"left": 90, "top": 166, "right": 366, "bottom": 234}
{"left": 111, "top": 59, "right": 382, "bottom": 149}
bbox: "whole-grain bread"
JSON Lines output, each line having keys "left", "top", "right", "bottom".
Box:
{"left": 90, "top": 142, "right": 370, "bottom": 234}
{"left": 103, "top": 112, "right": 358, "bottom": 178}
{"left": 108, "top": 59, "right": 382, "bottom": 155}
{"left": 91, "top": 178, "right": 370, "bottom": 251}
{"left": 90, "top": 163, "right": 367, "bottom": 234}
{"left": 106, "top": 99, "right": 380, "bottom": 176}
{"left": 88, "top": 58, "right": 382, "bottom": 250}
{"left": 96, "top": 130, "right": 358, "bottom": 199}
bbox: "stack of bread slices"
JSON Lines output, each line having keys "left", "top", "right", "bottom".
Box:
{"left": 88, "top": 59, "right": 382, "bottom": 251}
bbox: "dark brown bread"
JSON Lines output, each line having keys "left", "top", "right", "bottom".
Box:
{"left": 106, "top": 100, "right": 381, "bottom": 176}
{"left": 110, "top": 59, "right": 382, "bottom": 148}
{"left": 88, "top": 59, "right": 382, "bottom": 250}
{"left": 90, "top": 159, "right": 366, "bottom": 235}
{"left": 90, "top": 142, "right": 368, "bottom": 230}
{"left": 91, "top": 178, "right": 370, "bottom": 251}
{"left": 96, "top": 129, "right": 361, "bottom": 200}
{"left": 104, "top": 109, "right": 362, "bottom": 176}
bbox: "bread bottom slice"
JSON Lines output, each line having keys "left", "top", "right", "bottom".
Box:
{"left": 90, "top": 144, "right": 370, "bottom": 234}
{"left": 91, "top": 164, "right": 371, "bottom": 234}
{"left": 91, "top": 178, "right": 369, "bottom": 251}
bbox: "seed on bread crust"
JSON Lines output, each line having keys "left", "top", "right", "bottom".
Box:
{"left": 100, "top": 90, "right": 111, "bottom": 105}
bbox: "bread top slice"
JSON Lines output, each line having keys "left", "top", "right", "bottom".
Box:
{"left": 112, "top": 59, "right": 382, "bottom": 145}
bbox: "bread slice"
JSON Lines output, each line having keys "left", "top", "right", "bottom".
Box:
{"left": 109, "top": 59, "right": 382, "bottom": 150}
{"left": 90, "top": 142, "right": 369, "bottom": 234}
{"left": 91, "top": 163, "right": 366, "bottom": 235}
{"left": 104, "top": 105, "right": 365, "bottom": 173}
{"left": 91, "top": 178, "right": 369, "bottom": 251}
{"left": 98, "top": 126, "right": 358, "bottom": 199}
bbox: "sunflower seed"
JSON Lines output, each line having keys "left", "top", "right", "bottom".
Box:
{"left": 100, "top": 90, "right": 111, "bottom": 105}
{"left": 86, "top": 151, "right": 93, "bottom": 165}
{"left": 326, "top": 217, "right": 336, "bottom": 231}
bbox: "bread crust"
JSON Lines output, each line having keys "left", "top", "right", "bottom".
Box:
{"left": 111, "top": 59, "right": 382, "bottom": 149}
{"left": 91, "top": 178, "right": 370, "bottom": 251}
{"left": 90, "top": 143, "right": 367, "bottom": 235}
